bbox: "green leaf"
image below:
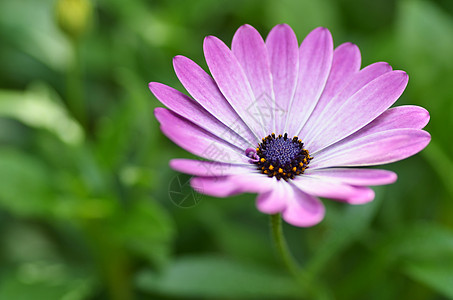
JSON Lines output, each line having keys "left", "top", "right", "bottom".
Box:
{"left": 382, "top": 222, "right": 453, "bottom": 261}
{"left": 265, "top": 0, "right": 340, "bottom": 34}
{"left": 0, "top": 84, "right": 84, "bottom": 145}
{"left": 112, "top": 199, "right": 175, "bottom": 267}
{"left": 136, "top": 255, "right": 303, "bottom": 299}
{"left": 0, "top": 262, "right": 95, "bottom": 300}
{"left": 0, "top": 0, "right": 70, "bottom": 71}
{"left": 0, "top": 148, "right": 55, "bottom": 216}
{"left": 338, "top": 222, "right": 453, "bottom": 298}
{"left": 404, "top": 260, "right": 453, "bottom": 299}
{"left": 387, "top": 223, "right": 453, "bottom": 298}
{"left": 305, "top": 187, "right": 384, "bottom": 276}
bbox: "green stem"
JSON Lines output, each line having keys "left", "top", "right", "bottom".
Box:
{"left": 66, "top": 38, "right": 86, "bottom": 128}
{"left": 270, "top": 214, "right": 333, "bottom": 300}
{"left": 270, "top": 213, "right": 301, "bottom": 277}
{"left": 84, "top": 220, "right": 134, "bottom": 300}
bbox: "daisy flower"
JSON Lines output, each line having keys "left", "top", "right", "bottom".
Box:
{"left": 150, "top": 24, "right": 430, "bottom": 227}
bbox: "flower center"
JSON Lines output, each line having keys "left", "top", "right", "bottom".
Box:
{"left": 246, "top": 133, "right": 312, "bottom": 181}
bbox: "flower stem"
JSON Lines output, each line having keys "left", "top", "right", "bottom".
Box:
{"left": 270, "top": 213, "right": 301, "bottom": 277}
{"left": 66, "top": 38, "right": 86, "bottom": 128}
{"left": 270, "top": 214, "right": 333, "bottom": 300}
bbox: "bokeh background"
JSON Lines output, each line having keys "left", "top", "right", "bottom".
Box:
{"left": 0, "top": 0, "right": 452, "bottom": 299}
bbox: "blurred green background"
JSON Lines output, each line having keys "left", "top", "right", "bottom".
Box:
{"left": 0, "top": 0, "right": 452, "bottom": 299}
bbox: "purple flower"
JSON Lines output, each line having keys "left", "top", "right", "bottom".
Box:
{"left": 149, "top": 24, "right": 430, "bottom": 227}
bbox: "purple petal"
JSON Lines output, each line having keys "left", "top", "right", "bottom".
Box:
{"left": 292, "top": 176, "right": 375, "bottom": 204}
{"left": 190, "top": 173, "right": 276, "bottom": 197}
{"left": 190, "top": 176, "right": 243, "bottom": 197}
{"left": 187, "top": 173, "right": 244, "bottom": 196}
{"left": 170, "top": 158, "right": 253, "bottom": 177}
{"left": 303, "top": 62, "right": 393, "bottom": 149}
{"left": 282, "top": 187, "right": 326, "bottom": 227}
{"left": 320, "top": 43, "right": 362, "bottom": 98}
{"left": 310, "top": 106, "right": 430, "bottom": 165}
{"left": 286, "top": 27, "right": 334, "bottom": 136}
{"left": 149, "top": 82, "right": 252, "bottom": 150}
{"left": 204, "top": 36, "right": 266, "bottom": 138}
{"left": 173, "top": 55, "right": 258, "bottom": 144}
{"left": 192, "top": 172, "right": 326, "bottom": 227}
{"left": 305, "top": 168, "right": 397, "bottom": 186}
{"left": 232, "top": 24, "right": 274, "bottom": 134}
{"left": 155, "top": 108, "right": 249, "bottom": 164}
{"left": 299, "top": 42, "right": 361, "bottom": 138}
{"left": 306, "top": 70, "right": 409, "bottom": 153}
{"left": 341, "top": 105, "right": 430, "bottom": 140}
{"left": 266, "top": 24, "right": 299, "bottom": 133}
{"left": 311, "top": 129, "right": 431, "bottom": 168}
{"left": 256, "top": 181, "right": 288, "bottom": 214}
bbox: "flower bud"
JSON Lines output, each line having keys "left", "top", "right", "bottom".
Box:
{"left": 55, "top": 0, "right": 93, "bottom": 40}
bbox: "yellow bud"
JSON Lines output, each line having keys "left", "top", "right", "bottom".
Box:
{"left": 56, "top": 0, "right": 93, "bottom": 40}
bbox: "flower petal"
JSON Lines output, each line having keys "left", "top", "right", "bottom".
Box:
{"left": 173, "top": 55, "right": 258, "bottom": 144}
{"left": 339, "top": 105, "right": 430, "bottom": 141}
{"left": 307, "top": 70, "right": 408, "bottom": 152}
{"left": 299, "top": 42, "right": 361, "bottom": 137}
{"left": 170, "top": 158, "right": 253, "bottom": 177}
{"left": 320, "top": 42, "right": 362, "bottom": 99}
{"left": 155, "top": 108, "right": 248, "bottom": 164}
{"left": 311, "top": 129, "right": 431, "bottom": 168}
{"left": 286, "top": 27, "right": 334, "bottom": 136}
{"left": 303, "top": 62, "right": 393, "bottom": 150}
{"left": 266, "top": 24, "right": 299, "bottom": 134}
{"left": 282, "top": 186, "right": 326, "bottom": 227}
{"left": 150, "top": 82, "right": 252, "bottom": 149}
{"left": 256, "top": 180, "right": 288, "bottom": 214}
{"left": 190, "top": 176, "right": 241, "bottom": 197}
{"left": 204, "top": 36, "right": 266, "bottom": 138}
{"left": 305, "top": 168, "right": 397, "bottom": 186}
{"left": 232, "top": 24, "right": 274, "bottom": 133}
{"left": 292, "top": 175, "right": 375, "bottom": 204}
{"left": 190, "top": 173, "right": 275, "bottom": 197}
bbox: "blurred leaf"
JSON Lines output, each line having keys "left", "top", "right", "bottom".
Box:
{"left": 382, "top": 222, "right": 453, "bottom": 262}
{"left": 305, "top": 187, "right": 383, "bottom": 276}
{"left": 0, "top": 148, "right": 54, "bottom": 217}
{"left": 0, "top": 262, "right": 95, "bottom": 300}
{"left": 421, "top": 138, "right": 453, "bottom": 199}
{"left": 0, "top": 83, "right": 84, "bottom": 145}
{"left": 194, "top": 200, "right": 274, "bottom": 264}
{"left": 0, "top": 0, "right": 71, "bottom": 71}
{"left": 95, "top": 67, "right": 155, "bottom": 171}
{"left": 338, "top": 222, "right": 453, "bottom": 298}
{"left": 112, "top": 199, "right": 175, "bottom": 267}
{"left": 404, "top": 260, "right": 453, "bottom": 299}
{"left": 136, "top": 255, "right": 302, "bottom": 299}
{"left": 391, "top": 223, "right": 453, "bottom": 299}
{"left": 397, "top": 0, "right": 453, "bottom": 73}
{"left": 396, "top": 0, "right": 453, "bottom": 151}
{"left": 265, "top": 0, "right": 340, "bottom": 34}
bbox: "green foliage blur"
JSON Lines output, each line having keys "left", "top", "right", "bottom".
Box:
{"left": 0, "top": 0, "right": 452, "bottom": 299}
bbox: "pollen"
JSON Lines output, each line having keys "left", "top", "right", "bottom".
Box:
{"left": 252, "top": 133, "right": 312, "bottom": 181}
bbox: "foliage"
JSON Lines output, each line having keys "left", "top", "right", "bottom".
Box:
{"left": 0, "top": 0, "right": 452, "bottom": 299}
